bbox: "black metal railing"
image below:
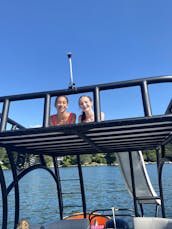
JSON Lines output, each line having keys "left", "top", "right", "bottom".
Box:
{"left": 0, "top": 75, "right": 172, "bottom": 228}
{"left": 0, "top": 75, "right": 172, "bottom": 132}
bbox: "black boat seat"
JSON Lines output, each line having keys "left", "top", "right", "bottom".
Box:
{"left": 30, "top": 219, "right": 90, "bottom": 229}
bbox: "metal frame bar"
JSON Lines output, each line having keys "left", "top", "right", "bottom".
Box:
{"left": 0, "top": 99, "right": 10, "bottom": 131}
{"left": 0, "top": 75, "right": 172, "bottom": 227}
{"left": 157, "top": 146, "right": 166, "bottom": 218}
{"left": 77, "top": 155, "right": 87, "bottom": 218}
{"left": 52, "top": 156, "right": 64, "bottom": 219}
{"left": 0, "top": 75, "right": 172, "bottom": 132}
{"left": 0, "top": 164, "right": 8, "bottom": 229}
{"left": 6, "top": 149, "right": 20, "bottom": 229}
{"left": 128, "top": 151, "right": 139, "bottom": 216}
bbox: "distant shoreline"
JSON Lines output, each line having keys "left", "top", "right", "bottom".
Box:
{"left": 2, "top": 161, "right": 172, "bottom": 170}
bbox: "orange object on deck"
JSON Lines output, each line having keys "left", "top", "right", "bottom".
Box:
{"left": 64, "top": 212, "right": 110, "bottom": 227}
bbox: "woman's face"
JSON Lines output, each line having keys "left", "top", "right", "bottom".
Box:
{"left": 56, "top": 96, "right": 68, "bottom": 113}
{"left": 79, "top": 96, "right": 93, "bottom": 112}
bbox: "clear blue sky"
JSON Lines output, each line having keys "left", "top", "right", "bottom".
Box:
{"left": 0, "top": 0, "right": 172, "bottom": 127}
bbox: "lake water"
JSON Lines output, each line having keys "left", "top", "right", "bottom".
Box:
{"left": 1, "top": 164, "right": 172, "bottom": 228}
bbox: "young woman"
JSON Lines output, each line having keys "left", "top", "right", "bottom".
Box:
{"left": 78, "top": 95, "right": 104, "bottom": 123}
{"left": 49, "top": 95, "right": 76, "bottom": 126}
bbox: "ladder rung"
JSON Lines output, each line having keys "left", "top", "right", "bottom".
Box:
{"left": 60, "top": 178, "right": 80, "bottom": 181}
{"left": 62, "top": 192, "right": 81, "bottom": 195}
{"left": 63, "top": 205, "right": 83, "bottom": 208}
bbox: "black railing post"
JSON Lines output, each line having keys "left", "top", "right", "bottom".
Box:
{"left": 0, "top": 164, "right": 8, "bottom": 229}
{"left": 6, "top": 149, "right": 20, "bottom": 229}
{"left": 52, "top": 156, "right": 64, "bottom": 219}
{"left": 77, "top": 155, "right": 87, "bottom": 218}
{"left": 128, "top": 151, "right": 139, "bottom": 216}
{"left": 158, "top": 146, "right": 166, "bottom": 217}
{"left": 93, "top": 87, "right": 101, "bottom": 122}
{"left": 43, "top": 94, "right": 51, "bottom": 127}
{"left": 140, "top": 80, "right": 152, "bottom": 116}
{"left": 0, "top": 99, "right": 10, "bottom": 132}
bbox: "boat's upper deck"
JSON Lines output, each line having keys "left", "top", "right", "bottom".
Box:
{"left": 0, "top": 75, "right": 172, "bottom": 156}
{"left": 0, "top": 115, "right": 172, "bottom": 156}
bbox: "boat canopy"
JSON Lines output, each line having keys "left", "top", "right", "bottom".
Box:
{"left": 0, "top": 75, "right": 172, "bottom": 156}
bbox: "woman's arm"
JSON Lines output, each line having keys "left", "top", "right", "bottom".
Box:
{"left": 101, "top": 112, "right": 105, "bottom": 121}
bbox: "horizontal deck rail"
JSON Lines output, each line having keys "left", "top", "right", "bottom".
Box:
{"left": 0, "top": 75, "right": 172, "bottom": 131}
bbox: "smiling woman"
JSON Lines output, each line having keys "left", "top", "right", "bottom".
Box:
{"left": 78, "top": 95, "right": 104, "bottom": 123}
{"left": 49, "top": 95, "right": 76, "bottom": 126}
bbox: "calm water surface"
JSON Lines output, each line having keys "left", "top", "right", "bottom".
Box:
{"left": 1, "top": 164, "right": 172, "bottom": 228}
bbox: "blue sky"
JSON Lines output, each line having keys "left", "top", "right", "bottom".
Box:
{"left": 0, "top": 0, "right": 172, "bottom": 127}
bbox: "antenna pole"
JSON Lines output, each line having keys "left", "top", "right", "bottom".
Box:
{"left": 67, "top": 52, "right": 75, "bottom": 89}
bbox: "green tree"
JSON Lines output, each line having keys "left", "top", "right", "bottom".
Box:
{"left": 80, "top": 154, "right": 92, "bottom": 164}
{"left": 0, "top": 147, "right": 10, "bottom": 169}
{"left": 143, "top": 150, "right": 156, "bottom": 162}
{"left": 104, "top": 152, "right": 116, "bottom": 165}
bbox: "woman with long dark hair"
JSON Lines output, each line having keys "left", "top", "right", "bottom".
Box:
{"left": 78, "top": 95, "right": 104, "bottom": 123}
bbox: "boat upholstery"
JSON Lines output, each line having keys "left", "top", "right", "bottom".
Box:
{"left": 30, "top": 219, "right": 90, "bottom": 229}
{"left": 133, "top": 217, "right": 172, "bottom": 229}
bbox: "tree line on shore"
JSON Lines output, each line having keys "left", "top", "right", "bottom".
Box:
{"left": 0, "top": 143, "right": 172, "bottom": 169}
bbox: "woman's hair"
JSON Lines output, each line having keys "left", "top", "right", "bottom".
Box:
{"left": 17, "top": 220, "right": 30, "bottom": 229}
{"left": 79, "top": 95, "right": 92, "bottom": 122}
{"left": 54, "top": 95, "right": 68, "bottom": 107}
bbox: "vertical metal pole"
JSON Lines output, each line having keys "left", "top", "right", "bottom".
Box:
{"left": 158, "top": 146, "right": 166, "bottom": 217}
{"left": 77, "top": 155, "right": 87, "bottom": 218}
{"left": 7, "top": 149, "right": 20, "bottom": 229}
{"left": 128, "top": 151, "right": 139, "bottom": 216}
{"left": 39, "top": 154, "right": 46, "bottom": 166}
{"left": 67, "top": 52, "right": 75, "bottom": 89}
{"left": 0, "top": 99, "right": 10, "bottom": 132}
{"left": 140, "top": 80, "right": 152, "bottom": 116}
{"left": 43, "top": 94, "right": 51, "bottom": 127}
{"left": 161, "top": 145, "right": 165, "bottom": 158}
{"left": 156, "top": 148, "right": 160, "bottom": 171}
{"left": 52, "top": 156, "right": 63, "bottom": 219}
{"left": 93, "top": 87, "right": 101, "bottom": 122}
{"left": 0, "top": 164, "right": 8, "bottom": 229}
{"left": 40, "top": 94, "right": 48, "bottom": 165}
